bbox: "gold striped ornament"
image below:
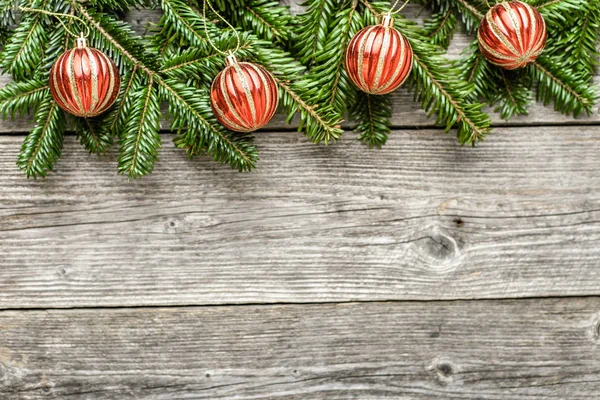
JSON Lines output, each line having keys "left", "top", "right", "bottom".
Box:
{"left": 49, "top": 36, "right": 120, "bottom": 118}
{"left": 210, "top": 55, "right": 279, "bottom": 133}
{"left": 478, "top": 1, "right": 547, "bottom": 70}
{"left": 345, "top": 14, "right": 413, "bottom": 95}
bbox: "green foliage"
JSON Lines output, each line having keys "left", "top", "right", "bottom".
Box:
{"left": 160, "top": 78, "right": 259, "bottom": 171}
{"left": 118, "top": 78, "right": 162, "bottom": 178}
{"left": 74, "top": 115, "right": 114, "bottom": 154}
{"left": 1, "top": 7, "right": 48, "bottom": 80}
{"left": 293, "top": 0, "right": 339, "bottom": 65}
{"left": 17, "top": 94, "right": 66, "bottom": 178}
{"left": 350, "top": 92, "right": 392, "bottom": 147}
{"left": 0, "top": 0, "right": 597, "bottom": 179}
{"left": 209, "top": 0, "right": 293, "bottom": 43}
{"left": 0, "top": 79, "right": 48, "bottom": 118}
{"left": 423, "top": 8, "right": 457, "bottom": 50}
{"left": 530, "top": 57, "right": 597, "bottom": 117}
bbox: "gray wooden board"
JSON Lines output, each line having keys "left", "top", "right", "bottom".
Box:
{"left": 2, "top": 298, "right": 600, "bottom": 399}
{"left": 1, "top": 4, "right": 598, "bottom": 134}
{"left": 2, "top": 126, "right": 600, "bottom": 308}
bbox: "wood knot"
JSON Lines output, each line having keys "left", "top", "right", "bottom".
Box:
{"left": 436, "top": 362, "right": 453, "bottom": 377}
{"left": 413, "top": 226, "right": 461, "bottom": 267}
{"left": 428, "top": 358, "right": 457, "bottom": 385}
{"left": 593, "top": 319, "right": 600, "bottom": 343}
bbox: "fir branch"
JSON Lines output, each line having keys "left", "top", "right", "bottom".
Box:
{"left": 118, "top": 77, "right": 162, "bottom": 178}
{"left": 367, "top": 1, "right": 491, "bottom": 144}
{"left": 107, "top": 66, "right": 142, "bottom": 137}
{"left": 0, "top": 79, "right": 49, "bottom": 119}
{"left": 533, "top": 0, "right": 581, "bottom": 26}
{"left": 303, "top": 1, "right": 362, "bottom": 115}
{"left": 493, "top": 69, "right": 531, "bottom": 120}
{"left": 293, "top": 0, "right": 339, "bottom": 65}
{"left": 159, "top": 78, "right": 259, "bottom": 171}
{"left": 423, "top": 9, "right": 457, "bottom": 49}
{"left": 208, "top": 0, "right": 293, "bottom": 43}
{"left": 17, "top": 94, "right": 66, "bottom": 178}
{"left": 350, "top": 92, "right": 392, "bottom": 148}
{"left": 76, "top": 4, "right": 158, "bottom": 75}
{"left": 74, "top": 116, "right": 114, "bottom": 154}
{"left": 0, "top": 4, "right": 48, "bottom": 80}
{"left": 86, "top": 0, "right": 156, "bottom": 12}
{"left": 250, "top": 40, "right": 343, "bottom": 144}
{"left": 530, "top": 57, "right": 597, "bottom": 117}
{"left": 456, "top": 39, "right": 500, "bottom": 103}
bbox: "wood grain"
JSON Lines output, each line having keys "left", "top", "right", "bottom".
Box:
{"left": 2, "top": 298, "right": 600, "bottom": 399}
{"left": 2, "top": 126, "right": 600, "bottom": 308}
{"left": 1, "top": 5, "right": 597, "bottom": 134}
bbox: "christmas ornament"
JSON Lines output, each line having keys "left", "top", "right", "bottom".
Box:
{"left": 203, "top": 0, "right": 278, "bottom": 132}
{"left": 49, "top": 36, "right": 121, "bottom": 118}
{"left": 345, "top": 14, "right": 413, "bottom": 95}
{"left": 210, "top": 54, "right": 279, "bottom": 132}
{"left": 478, "top": 1, "right": 547, "bottom": 70}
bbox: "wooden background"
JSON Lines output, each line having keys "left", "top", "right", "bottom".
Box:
{"left": 2, "top": 2, "right": 600, "bottom": 399}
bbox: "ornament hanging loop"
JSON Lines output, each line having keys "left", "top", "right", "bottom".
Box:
{"left": 388, "top": 0, "right": 411, "bottom": 16}
{"left": 202, "top": 0, "right": 241, "bottom": 58}
{"left": 16, "top": 6, "right": 91, "bottom": 39}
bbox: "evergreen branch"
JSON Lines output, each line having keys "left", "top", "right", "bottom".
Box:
{"left": 425, "top": 0, "right": 486, "bottom": 33}
{"left": 423, "top": 9, "right": 457, "bottom": 49}
{"left": 303, "top": 1, "right": 362, "bottom": 116}
{"left": 350, "top": 92, "right": 392, "bottom": 148}
{"left": 456, "top": 39, "right": 500, "bottom": 103}
{"left": 0, "top": 5, "right": 48, "bottom": 80}
{"left": 118, "top": 77, "right": 162, "bottom": 178}
{"left": 75, "top": 116, "right": 114, "bottom": 154}
{"left": 240, "top": 1, "right": 291, "bottom": 42}
{"left": 530, "top": 57, "right": 597, "bottom": 117}
{"left": 76, "top": 4, "right": 158, "bottom": 75}
{"left": 493, "top": 69, "right": 531, "bottom": 119}
{"left": 275, "top": 77, "right": 343, "bottom": 144}
{"left": 159, "top": 78, "right": 259, "bottom": 171}
{"left": 17, "top": 94, "right": 66, "bottom": 178}
{"left": 293, "top": 0, "right": 339, "bottom": 65}
{"left": 0, "top": 79, "right": 48, "bottom": 119}
{"left": 160, "top": 0, "right": 209, "bottom": 48}
{"left": 533, "top": 0, "right": 581, "bottom": 26}
{"left": 86, "top": 0, "right": 156, "bottom": 12}
{"left": 108, "top": 66, "right": 142, "bottom": 137}
{"left": 367, "top": 1, "right": 491, "bottom": 144}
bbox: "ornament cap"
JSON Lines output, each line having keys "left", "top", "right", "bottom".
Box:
{"left": 381, "top": 14, "right": 395, "bottom": 28}
{"left": 76, "top": 35, "right": 87, "bottom": 49}
{"left": 226, "top": 53, "right": 238, "bottom": 67}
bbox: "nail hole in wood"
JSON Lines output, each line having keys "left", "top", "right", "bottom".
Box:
{"left": 453, "top": 217, "right": 464, "bottom": 227}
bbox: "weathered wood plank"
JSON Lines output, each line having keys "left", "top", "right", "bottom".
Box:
{"left": 2, "top": 298, "right": 600, "bottom": 399}
{"left": 1, "top": 4, "right": 597, "bottom": 134}
{"left": 1, "top": 127, "right": 600, "bottom": 308}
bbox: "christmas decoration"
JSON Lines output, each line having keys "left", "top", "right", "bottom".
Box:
{"left": 0, "top": 0, "right": 597, "bottom": 179}
{"left": 477, "top": 1, "right": 546, "bottom": 70}
{"left": 345, "top": 14, "right": 413, "bottom": 95}
{"left": 210, "top": 54, "right": 278, "bottom": 132}
{"left": 49, "top": 36, "right": 121, "bottom": 117}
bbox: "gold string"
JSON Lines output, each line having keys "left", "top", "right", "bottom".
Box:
{"left": 388, "top": 0, "right": 411, "bottom": 15}
{"left": 202, "top": 0, "right": 241, "bottom": 56}
{"left": 17, "top": 6, "right": 90, "bottom": 38}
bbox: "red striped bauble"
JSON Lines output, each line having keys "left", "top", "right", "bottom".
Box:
{"left": 210, "top": 55, "right": 279, "bottom": 132}
{"left": 345, "top": 15, "right": 413, "bottom": 95}
{"left": 49, "top": 37, "right": 120, "bottom": 118}
{"left": 478, "top": 1, "right": 547, "bottom": 70}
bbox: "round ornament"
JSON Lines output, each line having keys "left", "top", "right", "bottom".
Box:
{"left": 478, "top": 1, "right": 547, "bottom": 70}
{"left": 345, "top": 14, "right": 413, "bottom": 95}
{"left": 49, "top": 37, "right": 120, "bottom": 118}
{"left": 210, "top": 55, "right": 279, "bottom": 132}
